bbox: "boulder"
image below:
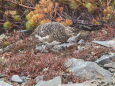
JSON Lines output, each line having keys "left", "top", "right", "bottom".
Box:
{"left": 64, "top": 58, "right": 112, "bottom": 82}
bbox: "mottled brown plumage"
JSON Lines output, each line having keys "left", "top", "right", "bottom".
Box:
{"left": 32, "top": 22, "right": 74, "bottom": 43}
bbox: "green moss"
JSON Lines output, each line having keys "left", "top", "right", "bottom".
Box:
{"left": 3, "top": 21, "right": 12, "bottom": 30}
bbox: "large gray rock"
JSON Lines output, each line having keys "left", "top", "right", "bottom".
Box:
{"left": 35, "top": 76, "right": 61, "bottom": 86}
{"left": 64, "top": 58, "right": 112, "bottom": 82}
{"left": 11, "top": 75, "right": 23, "bottom": 83}
{"left": 0, "top": 81, "right": 12, "bottom": 86}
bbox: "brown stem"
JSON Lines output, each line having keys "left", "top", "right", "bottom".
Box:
{"left": 4, "top": 0, "right": 35, "bottom": 9}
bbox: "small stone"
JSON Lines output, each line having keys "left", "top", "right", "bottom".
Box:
{"left": 35, "top": 45, "right": 49, "bottom": 53}
{"left": 42, "top": 67, "right": 49, "bottom": 72}
{"left": 104, "top": 62, "right": 115, "bottom": 69}
{"left": 35, "top": 76, "right": 61, "bottom": 86}
{"left": 51, "top": 43, "right": 75, "bottom": 52}
{"left": 0, "top": 74, "right": 6, "bottom": 78}
{"left": 11, "top": 75, "right": 23, "bottom": 83}
{"left": 20, "top": 76, "right": 30, "bottom": 82}
{"left": 109, "top": 68, "right": 115, "bottom": 72}
{"left": 0, "top": 49, "right": 3, "bottom": 53}
{"left": 67, "top": 33, "right": 80, "bottom": 43}
{"left": 45, "top": 41, "right": 61, "bottom": 48}
{"left": 78, "top": 39, "right": 85, "bottom": 44}
{"left": 0, "top": 34, "right": 7, "bottom": 40}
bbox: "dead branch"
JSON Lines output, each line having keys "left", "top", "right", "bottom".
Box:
{"left": 4, "top": 0, "right": 35, "bottom": 10}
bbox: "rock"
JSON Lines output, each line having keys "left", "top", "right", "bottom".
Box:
{"left": 95, "top": 53, "right": 115, "bottom": 65}
{"left": 20, "top": 76, "right": 30, "bottom": 82}
{"left": 11, "top": 75, "right": 23, "bottom": 83}
{"left": 109, "top": 68, "right": 115, "bottom": 72}
{"left": 78, "top": 39, "right": 85, "bottom": 44}
{"left": 64, "top": 58, "right": 112, "bottom": 82}
{"left": 0, "top": 34, "right": 7, "bottom": 40}
{"left": 0, "top": 74, "right": 6, "bottom": 78}
{"left": 35, "top": 41, "right": 61, "bottom": 53}
{"left": 67, "top": 33, "right": 80, "bottom": 43}
{"left": 0, "top": 49, "right": 4, "bottom": 53}
{"left": 35, "top": 76, "right": 61, "bottom": 86}
{"left": 35, "top": 75, "right": 44, "bottom": 83}
{"left": 104, "top": 62, "right": 115, "bottom": 69}
{"left": 35, "top": 44, "right": 49, "bottom": 53}
{"left": 92, "top": 39, "right": 115, "bottom": 50}
{"left": 51, "top": 43, "right": 75, "bottom": 52}
{"left": 45, "top": 41, "right": 61, "bottom": 49}
{"left": 0, "top": 81, "right": 12, "bottom": 86}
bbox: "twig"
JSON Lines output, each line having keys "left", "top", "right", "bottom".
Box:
{"left": 107, "top": 0, "right": 112, "bottom": 6}
{"left": 4, "top": 0, "right": 35, "bottom": 10}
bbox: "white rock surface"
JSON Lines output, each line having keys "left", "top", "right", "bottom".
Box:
{"left": 0, "top": 81, "right": 12, "bottom": 86}
{"left": 64, "top": 58, "right": 112, "bottom": 82}
{"left": 35, "top": 75, "right": 44, "bottom": 83}
{"left": 92, "top": 39, "right": 115, "bottom": 50}
{"left": 11, "top": 75, "right": 23, "bottom": 83}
